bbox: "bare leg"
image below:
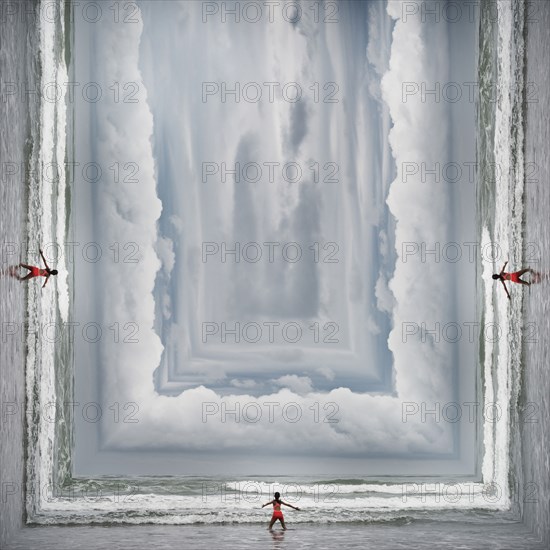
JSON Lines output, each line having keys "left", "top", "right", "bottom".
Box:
{"left": 17, "top": 264, "right": 35, "bottom": 281}
{"left": 514, "top": 269, "right": 531, "bottom": 285}
{"left": 280, "top": 518, "right": 287, "bottom": 530}
{"left": 268, "top": 518, "right": 276, "bottom": 530}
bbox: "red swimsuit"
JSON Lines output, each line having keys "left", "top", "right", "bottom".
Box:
{"left": 502, "top": 271, "right": 522, "bottom": 284}
{"left": 272, "top": 501, "right": 284, "bottom": 520}
{"left": 27, "top": 266, "right": 48, "bottom": 278}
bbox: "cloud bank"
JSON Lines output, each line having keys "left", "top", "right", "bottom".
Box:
{"left": 78, "top": 2, "right": 474, "bottom": 467}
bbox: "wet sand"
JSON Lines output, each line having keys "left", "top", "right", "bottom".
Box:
{"left": 5, "top": 521, "right": 548, "bottom": 550}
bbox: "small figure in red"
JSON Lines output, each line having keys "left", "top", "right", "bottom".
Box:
{"left": 19, "top": 249, "right": 58, "bottom": 288}
{"left": 492, "top": 260, "right": 533, "bottom": 300}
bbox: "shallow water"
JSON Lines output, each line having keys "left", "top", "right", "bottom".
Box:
{"left": 5, "top": 521, "right": 548, "bottom": 550}
{"left": 0, "top": 0, "right": 40, "bottom": 544}
{"left": 520, "top": 0, "right": 550, "bottom": 544}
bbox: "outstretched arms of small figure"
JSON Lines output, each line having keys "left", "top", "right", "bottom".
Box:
{"left": 499, "top": 260, "right": 508, "bottom": 276}
{"left": 261, "top": 499, "right": 300, "bottom": 510}
{"left": 281, "top": 500, "right": 300, "bottom": 510}
{"left": 39, "top": 248, "right": 50, "bottom": 271}
{"left": 500, "top": 279, "right": 511, "bottom": 300}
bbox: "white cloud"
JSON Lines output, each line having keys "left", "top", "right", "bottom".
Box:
{"left": 272, "top": 375, "right": 313, "bottom": 394}
{"left": 366, "top": 0, "right": 393, "bottom": 101}
{"left": 366, "top": 315, "right": 381, "bottom": 335}
{"left": 160, "top": 291, "right": 172, "bottom": 320}
{"left": 375, "top": 272, "right": 395, "bottom": 314}
{"left": 155, "top": 236, "right": 175, "bottom": 276}
{"left": 316, "top": 367, "right": 335, "bottom": 381}
{"left": 230, "top": 379, "right": 258, "bottom": 389}
{"left": 169, "top": 214, "right": 184, "bottom": 235}
{"left": 379, "top": 0, "right": 457, "bottom": 405}
{"left": 379, "top": 229, "right": 390, "bottom": 261}
{"left": 91, "top": 8, "right": 164, "bottom": 407}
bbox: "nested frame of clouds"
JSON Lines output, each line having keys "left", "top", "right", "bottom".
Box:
{"left": 42, "top": 0, "right": 510, "bottom": 517}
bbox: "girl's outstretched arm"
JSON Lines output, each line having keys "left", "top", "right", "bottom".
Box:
{"left": 281, "top": 500, "right": 300, "bottom": 510}
{"left": 39, "top": 249, "right": 50, "bottom": 271}
{"left": 499, "top": 261, "right": 508, "bottom": 275}
{"left": 500, "top": 279, "right": 510, "bottom": 300}
{"left": 42, "top": 275, "right": 50, "bottom": 289}
{"left": 261, "top": 500, "right": 274, "bottom": 508}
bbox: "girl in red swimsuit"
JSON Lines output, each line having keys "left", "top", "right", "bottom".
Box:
{"left": 261, "top": 491, "right": 300, "bottom": 530}
{"left": 19, "top": 249, "right": 58, "bottom": 288}
{"left": 492, "top": 260, "right": 533, "bottom": 300}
